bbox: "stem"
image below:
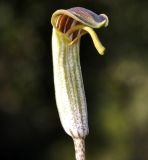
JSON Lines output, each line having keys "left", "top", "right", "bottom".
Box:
{"left": 73, "top": 138, "right": 85, "bottom": 160}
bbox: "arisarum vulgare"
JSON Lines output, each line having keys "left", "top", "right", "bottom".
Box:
{"left": 51, "top": 7, "right": 109, "bottom": 160}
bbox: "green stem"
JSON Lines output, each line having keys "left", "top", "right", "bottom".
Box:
{"left": 73, "top": 138, "right": 85, "bottom": 160}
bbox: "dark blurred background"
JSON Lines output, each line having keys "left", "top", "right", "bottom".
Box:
{"left": 0, "top": 0, "right": 148, "bottom": 160}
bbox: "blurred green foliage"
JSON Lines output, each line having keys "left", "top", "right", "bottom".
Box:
{"left": 0, "top": 0, "right": 148, "bottom": 160}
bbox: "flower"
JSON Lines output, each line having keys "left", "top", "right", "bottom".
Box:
{"left": 51, "top": 7, "right": 109, "bottom": 160}
{"left": 51, "top": 7, "right": 109, "bottom": 55}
